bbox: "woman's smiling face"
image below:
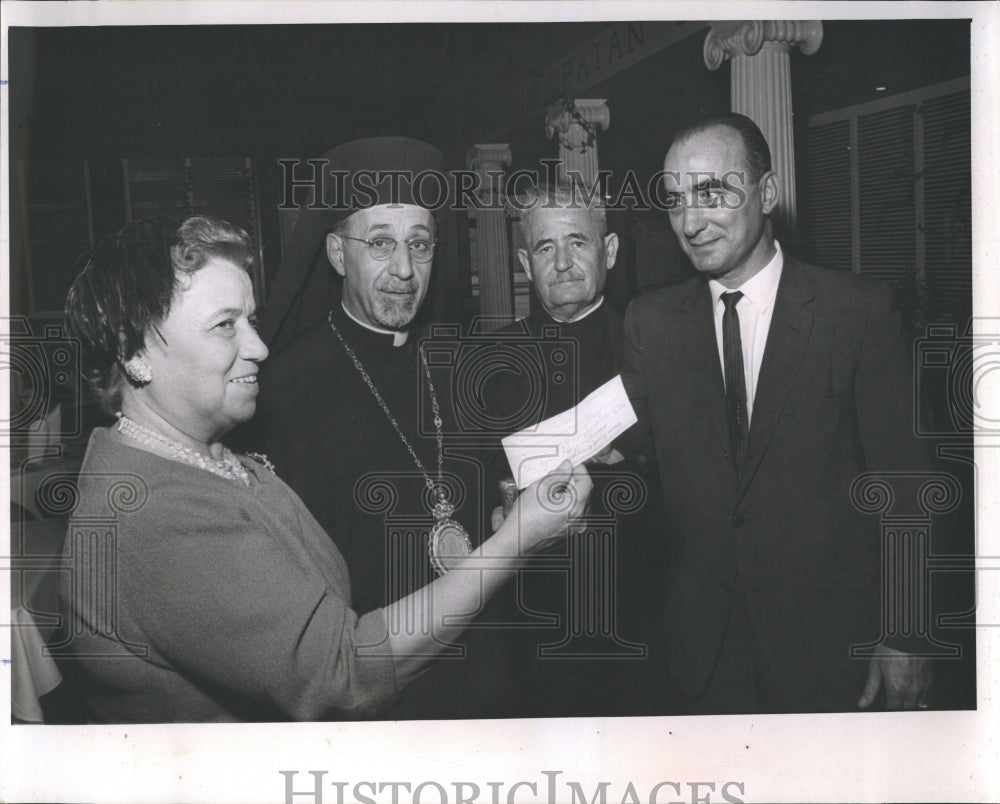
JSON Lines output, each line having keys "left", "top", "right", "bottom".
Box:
{"left": 140, "top": 257, "right": 268, "bottom": 444}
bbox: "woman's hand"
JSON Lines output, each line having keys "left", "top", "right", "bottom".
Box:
{"left": 506, "top": 460, "right": 592, "bottom": 552}
{"left": 385, "top": 460, "right": 591, "bottom": 687}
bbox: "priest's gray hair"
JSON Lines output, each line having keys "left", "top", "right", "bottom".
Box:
{"left": 513, "top": 179, "right": 608, "bottom": 241}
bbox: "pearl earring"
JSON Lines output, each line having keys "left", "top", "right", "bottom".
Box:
{"left": 123, "top": 356, "right": 153, "bottom": 384}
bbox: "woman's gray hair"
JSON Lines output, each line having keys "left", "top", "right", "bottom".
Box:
{"left": 64, "top": 215, "right": 254, "bottom": 413}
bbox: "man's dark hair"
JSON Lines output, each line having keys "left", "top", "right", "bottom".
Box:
{"left": 670, "top": 113, "right": 772, "bottom": 182}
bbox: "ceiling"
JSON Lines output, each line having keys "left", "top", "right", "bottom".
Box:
{"left": 8, "top": 19, "right": 970, "bottom": 162}
{"left": 8, "top": 22, "right": 609, "bottom": 159}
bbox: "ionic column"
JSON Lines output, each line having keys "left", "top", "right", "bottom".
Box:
{"left": 466, "top": 144, "right": 514, "bottom": 330}
{"left": 849, "top": 472, "right": 964, "bottom": 658}
{"left": 544, "top": 99, "right": 611, "bottom": 187}
{"left": 704, "top": 21, "right": 823, "bottom": 234}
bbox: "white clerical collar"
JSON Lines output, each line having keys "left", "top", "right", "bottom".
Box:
{"left": 709, "top": 241, "right": 784, "bottom": 313}
{"left": 551, "top": 296, "right": 605, "bottom": 324}
{"left": 341, "top": 302, "right": 410, "bottom": 347}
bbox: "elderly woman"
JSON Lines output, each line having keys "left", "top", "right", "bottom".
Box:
{"left": 59, "top": 215, "right": 590, "bottom": 722}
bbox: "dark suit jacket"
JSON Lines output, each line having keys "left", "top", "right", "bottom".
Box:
{"left": 621, "top": 255, "right": 928, "bottom": 710}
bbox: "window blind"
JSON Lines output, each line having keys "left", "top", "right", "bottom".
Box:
{"left": 124, "top": 157, "right": 264, "bottom": 298}
{"left": 802, "top": 119, "right": 853, "bottom": 273}
{"left": 804, "top": 80, "right": 971, "bottom": 326}
{"left": 857, "top": 105, "right": 916, "bottom": 287}
{"left": 922, "top": 90, "right": 972, "bottom": 320}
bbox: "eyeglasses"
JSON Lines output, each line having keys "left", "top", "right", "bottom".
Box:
{"left": 341, "top": 235, "right": 437, "bottom": 264}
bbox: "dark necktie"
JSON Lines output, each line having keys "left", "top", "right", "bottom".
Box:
{"left": 721, "top": 291, "right": 749, "bottom": 475}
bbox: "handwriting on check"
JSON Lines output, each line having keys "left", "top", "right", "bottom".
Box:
{"left": 501, "top": 375, "right": 637, "bottom": 489}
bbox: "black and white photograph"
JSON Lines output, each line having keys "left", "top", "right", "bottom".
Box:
{"left": 2, "top": 1, "right": 997, "bottom": 802}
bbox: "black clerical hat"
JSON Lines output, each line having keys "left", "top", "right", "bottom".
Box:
{"left": 262, "top": 137, "right": 444, "bottom": 350}
{"left": 323, "top": 136, "right": 445, "bottom": 220}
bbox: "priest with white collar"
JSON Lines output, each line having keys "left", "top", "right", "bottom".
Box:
{"left": 251, "top": 137, "right": 510, "bottom": 720}
{"left": 485, "top": 180, "right": 625, "bottom": 432}
{"left": 480, "top": 179, "right": 668, "bottom": 718}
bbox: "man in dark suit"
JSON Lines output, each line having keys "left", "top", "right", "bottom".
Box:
{"left": 620, "top": 113, "right": 933, "bottom": 713}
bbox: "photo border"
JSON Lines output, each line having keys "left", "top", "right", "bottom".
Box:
{"left": 2, "top": 2, "right": 997, "bottom": 802}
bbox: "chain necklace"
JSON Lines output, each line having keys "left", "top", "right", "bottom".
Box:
{"left": 116, "top": 413, "right": 250, "bottom": 486}
{"left": 328, "top": 310, "right": 472, "bottom": 575}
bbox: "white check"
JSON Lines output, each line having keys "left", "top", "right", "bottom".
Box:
{"left": 501, "top": 374, "right": 638, "bottom": 490}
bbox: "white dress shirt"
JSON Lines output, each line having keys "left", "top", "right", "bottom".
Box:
{"left": 708, "top": 241, "right": 784, "bottom": 424}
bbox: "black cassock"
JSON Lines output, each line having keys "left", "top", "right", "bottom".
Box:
{"left": 479, "top": 302, "right": 675, "bottom": 717}
{"left": 251, "top": 302, "right": 511, "bottom": 720}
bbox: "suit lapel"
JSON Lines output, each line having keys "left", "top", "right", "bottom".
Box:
{"left": 739, "top": 257, "right": 815, "bottom": 493}
{"left": 681, "top": 280, "right": 731, "bottom": 459}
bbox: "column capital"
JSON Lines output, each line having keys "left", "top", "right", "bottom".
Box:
{"left": 466, "top": 144, "right": 511, "bottom": 206}
{"left": 704, "top": 20, "right": 823, "bottom": 70}
{"left": 544, "top": 98, "right": 611, "bottom": 141}
{"left": 465, "top": 143, "right": 512, "bottom": 172}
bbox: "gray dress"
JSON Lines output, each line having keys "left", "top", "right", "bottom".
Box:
{"left": 57, "top": 426, "right": 397, "bottom": 722}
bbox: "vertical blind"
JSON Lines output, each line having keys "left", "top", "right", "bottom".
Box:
{"left": 803, "top": 78, "right": 971, "bottom": 325}
{"left": 11, "top": 157, "right": 264, "bottom": 317}
{"left": 802, "top": 120, "right": 853, "bottom": 273}
{"left": 124, "top": 158, "right": 265, "bottom": 299}
{"left": 857, "top": 105, "right": 917, "bottom": 287}
{"left": 922, "top": 90, "right": 972, "bottom": 321}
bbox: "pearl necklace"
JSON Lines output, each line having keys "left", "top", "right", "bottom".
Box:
{"left": 116, "top": 413, "right": 250, "bottom": 486}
